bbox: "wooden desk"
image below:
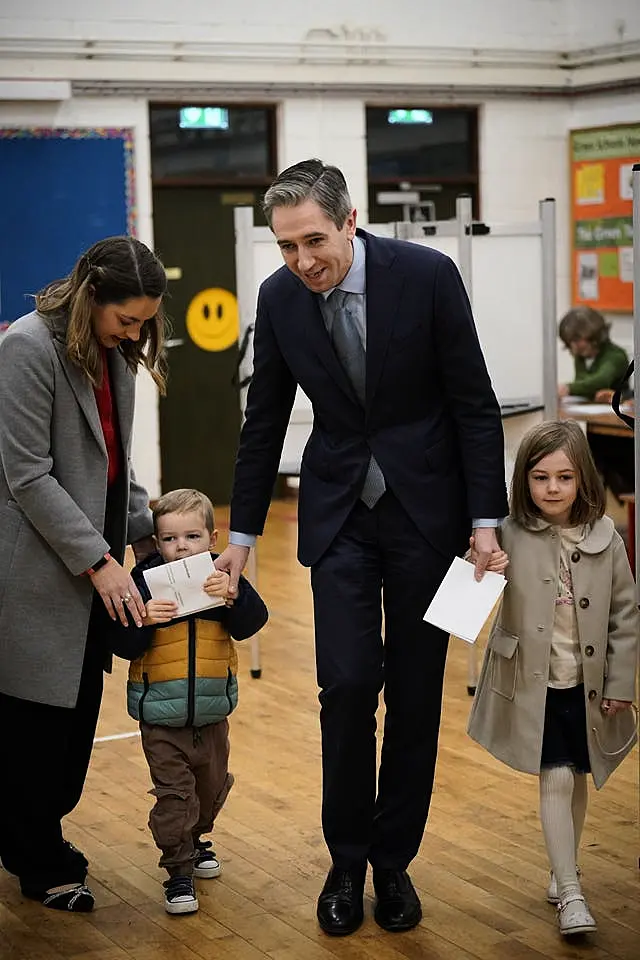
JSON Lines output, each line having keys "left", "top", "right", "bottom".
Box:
{"left": 561, "top": 403, "right": 634, "bottom": 438}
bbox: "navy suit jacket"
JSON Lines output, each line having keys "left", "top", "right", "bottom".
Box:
{"left": 230, "top": 228, "right": 508, "bottom": 567}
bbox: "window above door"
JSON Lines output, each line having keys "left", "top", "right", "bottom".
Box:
{"left": 150, "top": 104, "right": 277, "bottom": 184}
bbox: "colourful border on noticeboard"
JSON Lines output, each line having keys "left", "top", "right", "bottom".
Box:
{"left": 570, "top": 123, "right": 640, "bottom": 314}
{"left": 0, "top": 127, "right": 137, "bottom": 236}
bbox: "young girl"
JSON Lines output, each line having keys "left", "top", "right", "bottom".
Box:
{"left": 467, "top": 420, "right": 638, "bottom": 938}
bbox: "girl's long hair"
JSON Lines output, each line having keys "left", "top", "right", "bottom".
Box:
{"left": 35, "top": 236, "right": 169, "bottom": 393}
{"left": 511, "top": 419, "right": 606, "bottom": 527}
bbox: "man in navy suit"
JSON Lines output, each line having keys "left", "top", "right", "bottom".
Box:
{"left": 217, "top": 160, "right": 508, "bottom": 936}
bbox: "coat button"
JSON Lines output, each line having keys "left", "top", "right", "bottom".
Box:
{"left": 585, "top": 645, "right": 594, "bottom": 657}
{"left": 543, "top": 577, "right": 552, "bottom": 583}
{"left": 588, "top": 689, "right": 597, "bottom": 701}
{"left": 537, "top": 625, "right": 544, "bottom": 632}
{"left": 579, "top": 597, "right": 590, "bottom": 609}
{"left": 571, "top": 551, "right": 580, "bottom": 563}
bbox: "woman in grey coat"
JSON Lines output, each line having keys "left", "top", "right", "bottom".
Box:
{"left": 0, "top": 237, "right": 168, "bottom": 911}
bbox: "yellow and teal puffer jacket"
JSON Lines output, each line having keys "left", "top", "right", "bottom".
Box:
{"left": 128, "top": 616, "right": 239, "bottom": 727}
{"left": 122, "top": 551, "right": 268, "bottom": 728}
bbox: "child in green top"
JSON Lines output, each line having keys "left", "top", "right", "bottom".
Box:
{"left": 558, "top": 307, "right": 629, "bottom": 402}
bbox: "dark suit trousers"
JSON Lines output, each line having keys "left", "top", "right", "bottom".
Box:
{"left": 311, "top": 489, "right": 450, "bottom": 871}
{"left": 0, "top": 604, "right": 105, "bottom": 893}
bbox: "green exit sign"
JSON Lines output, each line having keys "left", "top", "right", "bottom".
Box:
{"left": 387, "top": 109, "right": 433, "bottom": 125}
{"left": 179, "top": 107, "right": 229, "bottom": 130}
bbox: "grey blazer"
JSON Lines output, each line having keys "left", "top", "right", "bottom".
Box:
{"left": 0, "top": 311, "right": 153, "bottom": 707}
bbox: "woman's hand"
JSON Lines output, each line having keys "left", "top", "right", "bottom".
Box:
{"left": 89, "top": 557, "right": 146, "bottom": 627}
{"left": 203, "top": 570, "right": 231, "bottom": 598}
{"left": 601, "top": 698, "right": 632, "bottom": 718}
{"left": 143, "top": 599, "right": 178, "bottom": 626}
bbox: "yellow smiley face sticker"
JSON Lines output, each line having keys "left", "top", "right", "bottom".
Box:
{"left": 185, "top": 287, "right": 239, "bottom": 352}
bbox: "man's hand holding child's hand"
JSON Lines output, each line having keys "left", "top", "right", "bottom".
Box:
{"left": 469, "top": 535, "right": 509, "bottom": 576}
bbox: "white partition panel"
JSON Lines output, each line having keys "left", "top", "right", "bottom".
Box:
{"left": 398, "top": 230, "right": 543, "bottom": 403}
{"left": 471, "top": 233, "right": 543, "bottom": 402}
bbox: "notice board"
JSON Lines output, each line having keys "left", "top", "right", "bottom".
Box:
{"left": 570, "top": 123, "right": 640, "bottom": 313}
{"left": 0, "top": 127, "right": 135, "bottom": 326}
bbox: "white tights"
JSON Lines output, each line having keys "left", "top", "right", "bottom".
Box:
{"left": 539, "top": 765, "right": 588, "bottom": 900}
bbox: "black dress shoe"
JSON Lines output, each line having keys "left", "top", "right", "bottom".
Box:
{"left": 317, "top": 866, "right": 365, "bottom": 936}
{"left": 373, "top": 869, "right": 422, "bottom": 932}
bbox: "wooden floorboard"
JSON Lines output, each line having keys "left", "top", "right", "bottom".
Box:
{"left": 1, "top": 499, "right": 638, "bottom": 958}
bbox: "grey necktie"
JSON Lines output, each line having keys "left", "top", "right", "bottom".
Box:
{"left": 325, "top": 290, "right": 386, "bottom": 509}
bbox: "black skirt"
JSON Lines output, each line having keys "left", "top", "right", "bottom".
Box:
{"left": 540, "top": 683, "right": 591, "bottom": 774}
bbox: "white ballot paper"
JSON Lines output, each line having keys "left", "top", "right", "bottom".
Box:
{"left": 424, "top": 556, "right": 506, "bottom": 644}
{"left": 143, "top": 552, "right": 225, "bottom": 617}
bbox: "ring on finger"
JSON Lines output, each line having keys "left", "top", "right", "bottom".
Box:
{"left": 121, "top": 593, "right": 133, "bottom": 603}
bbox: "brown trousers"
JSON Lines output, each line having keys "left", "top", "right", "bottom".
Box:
{"left": 141, "top": 720, "right": 233, "bottom": 876}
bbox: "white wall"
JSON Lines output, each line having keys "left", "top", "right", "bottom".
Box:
{"left": 278, "top": 99, "right": 368, "bottom": 218}
{"left": 565, "top": 0, "right": 640, "bottom": 46}
{"left": 2, "top": 0, "right": 639, "bottom": 50}
{"left": 479, "top": 99, "right": 574, "bottom": 384}
{"left": 3, "top": 88, "right": 637, "bottom": 487}
{"left": 0, "top": 0, "right": 580, "bottom": 49}
{"left": 480, "top": 98, "right": 571, "bottom": 298}
{"left": 0, "top": 97, "right": 161, "bottom": 496}
{"left": 2, "top": 1, "right": 640, "bottom": 94}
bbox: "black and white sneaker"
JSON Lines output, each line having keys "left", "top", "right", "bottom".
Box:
{"left": 164, "top": 875, "right": 198, "bottom": 914}
{"left": 193, "top": 840, "right": 222, "bottom": 879}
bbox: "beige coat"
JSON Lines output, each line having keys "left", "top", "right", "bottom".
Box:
{"left": 467, "top": 516, "right": 638, "bottom": 789}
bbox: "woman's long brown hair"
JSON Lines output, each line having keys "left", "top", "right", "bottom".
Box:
{"left": 35, "top": 236, "right": 169, "bottom": 393}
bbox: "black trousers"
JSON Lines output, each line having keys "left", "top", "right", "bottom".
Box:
{"left": 311, "top": 490, "right": 451, "bottom": 872}
{"left": 588, "top": 432, "right": 634, "bottom": 499}
{"left": 0, "top": 602, "right": 106, "bottom": 894}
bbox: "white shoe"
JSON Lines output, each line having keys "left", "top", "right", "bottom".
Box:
{"left": 164, "top": 876, "right": 199, "bottom": 915}
{"left": 547, "top": 866, "right": 580, "bottom": 904}
{"left": 558, "top": 895, "right": 597, "bottom": 936}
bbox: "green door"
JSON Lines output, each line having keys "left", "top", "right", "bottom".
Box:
{"left": 153, "top": 187, "right": 255, "bottom": 504}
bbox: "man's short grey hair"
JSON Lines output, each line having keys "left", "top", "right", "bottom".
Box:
{"left": 262, "top": 159, "right": 352, "bottom": 230}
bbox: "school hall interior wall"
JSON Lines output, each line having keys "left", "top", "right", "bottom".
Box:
{"left": 0, "top": 94, "right": 576, "bottom": 498}
{"left": 3, "top": 0, "right": 640, "bottom": 59}
{"left": 1, "top": 0, "right": 639, "bottom": 495}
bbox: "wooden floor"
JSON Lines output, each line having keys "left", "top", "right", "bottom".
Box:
{"left": 1, "top": 499, "right": 639, "bottom": 959}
